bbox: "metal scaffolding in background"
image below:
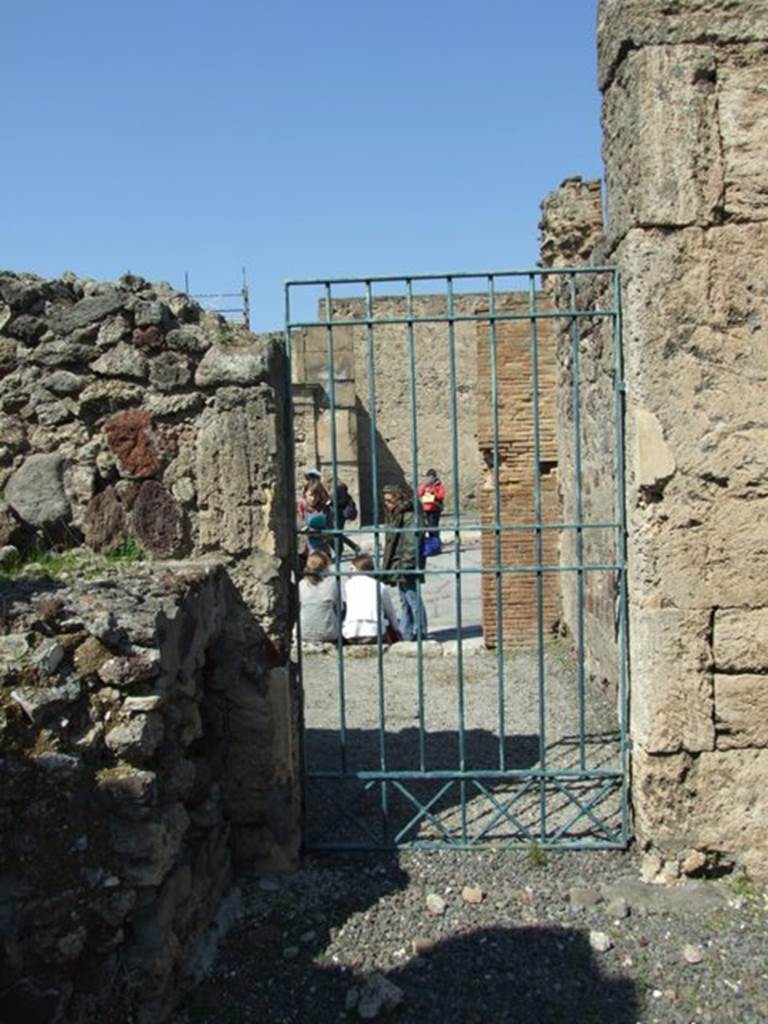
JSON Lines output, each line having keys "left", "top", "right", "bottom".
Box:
{"left": 184, "top": 267, "right": 250, "bottom": 327}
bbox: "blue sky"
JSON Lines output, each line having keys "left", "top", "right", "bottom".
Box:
{"left": 3, "top": 1, "right": 602, "bottom": 330}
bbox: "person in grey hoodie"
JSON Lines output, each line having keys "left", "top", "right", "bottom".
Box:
{"left": 299, "top": 551, "right": 341, "bottom": 643}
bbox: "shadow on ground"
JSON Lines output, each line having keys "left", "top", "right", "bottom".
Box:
{"left": 178, "top": 854, "right": 639, "bottom": 1024}
{"left": 304, "top": 727, "right": 539, "bottom": 847}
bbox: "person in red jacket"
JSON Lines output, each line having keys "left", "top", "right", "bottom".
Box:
{"left": 417, "top": 468, "right": 446, "bottom": 540}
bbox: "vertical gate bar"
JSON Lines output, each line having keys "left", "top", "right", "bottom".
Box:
{"left": 612, "top": 269, "right": 630, "bottom": 843}
{"left": 406, "top": 279, "right": 427, "bottom": 772}
{"left": 285, "top": 283, "right": 309, "bottom": 845}
{"left": 528, "top": 274, "right": 548, "bottom": 842}
{"left": 446, "top": 277, "right": 467, "bottom": 841}
{"left": 365, "top": 280, "right": 389, "bottom": 841}
{"left": 488, "top": 276, "right": 507, "bottom": 770}
{"left": 325, "top": 283, "right": 348, "bottom": 777}
{"left": 568, "top": 275, "right": 587, "bottom": 771}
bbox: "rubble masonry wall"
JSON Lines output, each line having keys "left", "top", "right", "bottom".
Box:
{"left": 0, "top": 273, "right": 300, "bottom": 1020}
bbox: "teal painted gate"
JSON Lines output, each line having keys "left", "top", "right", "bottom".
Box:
{"left": 285, "top": 268, "right": 629, "bottom": 851}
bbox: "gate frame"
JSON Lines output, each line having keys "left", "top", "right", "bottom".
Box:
{"left": 284, "top": 267, "right": 630, "bottom": 852}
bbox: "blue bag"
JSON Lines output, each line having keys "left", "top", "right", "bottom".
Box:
{"left": 421, "top": 535, "right": 442, "bottom": 558}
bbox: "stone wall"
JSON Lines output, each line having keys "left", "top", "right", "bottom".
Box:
{"left": 476, "top": 293, "right": 561, "bottom": 648}
{"left": 0, "top": 563, "right": 297, "bottom": 1023}
{"left": 0, "top": 272, "right": 300, "bottom": 1018}
{"left": 599, "top": 0, "right": 768, "bottom": 880}
{"left": 539, "top": 180, "right": 621, "bottom": 696}
{"left": 0, "top": 272, "right": 292, "bottom": 633}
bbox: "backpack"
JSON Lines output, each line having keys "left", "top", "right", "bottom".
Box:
{"left": 342, "top": 494, "right": 358, "bottom": 521}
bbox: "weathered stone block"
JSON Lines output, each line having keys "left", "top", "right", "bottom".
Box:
{"left": 105, "top": 713, "right": 165, "bottom": 764}
{"left": 149, "top": 351, "right": 191, "bottom": 392}
{"left": 629, "top": 485, "right": 768, "bottom": 611}
{"left": 78, "top": 380, "right": 145, "bottom": 417}
{"left": 630, "top": 607, "right": 714, "bottom": 753}
{"left": 598, "top": 0, "right": 768, "bottom": 90}
{"left": 632, "top": 404, "right": 676, "bottom": 495}
{"left": 195, "top": 399, "right": 272, "bottom": 556}
{"left": 91, "top": 342, "right": 148, "bottom": 380}
{"left": 111, "top": 803, "right": 190, "bottom": 887}
{"left": 633, "top": 745, "right": 768, "bottom": 881}
{"left": 132, "top": 325, "right": 164, "bottom": 351}
{"left": 714, "top": 673, "right": 768, "bottom": 749}
{"left": 194, "top": 344, "right": 271, "bottom": 388}
{"left": 134, "top": 300, "right": 171, "bottom": 328}
{"left": 4, "top": 453, "right": 70, "bottom": 526}
{"left": 316, "top": 408, "right": 357, "bottom": 463}
{"left": 714, "top": 607, "right": 768, "bottom": 672}
{"left": 73, "top": 636, "right": 112, "bottom": 676}
{"left": 51, "top": 290, "right": 125, "bottom": 334}
{"left": 97, "top": 314, "right": 130, "bottom": 348}
{"left": 47, "top": 370, "right": 85, "bottom": 395}
{"left": 96, "top": 767, "right": 158, "bottom": 811}
{"left": 11, "top": 681, "right": 81, "bottom": 723}
{"left": 166, "top": 326, "right": 210, "bottom": 354}
{"left": 718, "top": 54, "right": 768, "bottom": 221}
{"left": 602, "top": 45, "right": 724, "bottom": 241}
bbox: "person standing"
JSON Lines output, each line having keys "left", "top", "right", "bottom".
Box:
{"left": 297, "top": 467, "right": 322, "bottom": 521}
{"left": 325, "top": 480, "right": 361, "bottom": 558}
{"left": 381, "top": 483, "right": 428, "bottom": 642}
{"left": 417, "top": 468, "right": 446, "bottom": 540}
{"left": 301, "top": 480, "right": 332, "bottom": 560}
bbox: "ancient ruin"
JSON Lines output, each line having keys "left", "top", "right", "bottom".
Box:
{"left": 2, "top": 1, "right": 768, "bottom": 1020}
{"left": 0, "top": 274, "right": 300, "bottom": 1021}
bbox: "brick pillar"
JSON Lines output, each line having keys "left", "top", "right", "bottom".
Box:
{"left": 477, "top": 293, "right": 560, "bottom": 647}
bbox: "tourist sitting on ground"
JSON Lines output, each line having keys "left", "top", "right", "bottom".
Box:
{"left": 299, "top": 551, "right": 342, "bottom": 643}
{"left": 342, "top": 553, "right": 400, "bottom": 645}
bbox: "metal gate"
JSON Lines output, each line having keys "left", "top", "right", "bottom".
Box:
{"left": 285, "top": 268, "right": 629, "bottom": 851}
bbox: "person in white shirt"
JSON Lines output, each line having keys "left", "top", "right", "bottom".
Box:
{"left": 342, "top": 553, "right": 400, "bottom": 645}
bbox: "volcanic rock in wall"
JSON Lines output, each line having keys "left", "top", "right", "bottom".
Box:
{"left": 104, "top": 409, "right": 161, "bottom": 479}
{"left": 4, "top": 453, "right": 70, "bottom": 527}
{"left": 132, "top": 479, "right": 185, "bottom": 558}
{"left": 83, "top": 487, "right": 129, "bottom": 552}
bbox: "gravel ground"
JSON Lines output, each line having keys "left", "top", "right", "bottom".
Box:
{"left": 171, "top": 847, "right": 768, "bottom": 1024}
{"left": 302, "top": 647, "right": 623, "bottom": 848}
{"left": 171, "top": 633, "right": 767, "bottom": 1023}
{"left": 10, "top": 504, "right": 760, "bottom": 1019}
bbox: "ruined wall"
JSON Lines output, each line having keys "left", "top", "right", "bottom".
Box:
{"left": 599, "top": 0, "right": 768, "bottom": 879}
{"left": 539, "top": 180, "right": 621, "bottom": 694}
{"left": 0, "top": 273, "right": 300, "bottom": 1018}
{"left": 0, "top": 272, "right": 293, "bottom": 629}
{"left": 476, "top": 293, "right": 560, "bottom": 648}
{"left": 0, "top": 563, "right": 295, "bottom": 1023}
